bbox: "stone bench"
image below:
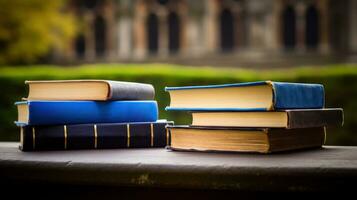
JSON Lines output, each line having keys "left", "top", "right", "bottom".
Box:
{"left": 0, "top": 142, "right": 356, "bottom": 198}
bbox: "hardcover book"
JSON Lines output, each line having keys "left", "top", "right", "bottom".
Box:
{"left": 165, "top": 81, "right": 324, "bottom": 111}
{"left": 168, "top": 126, "right": 325, "bottom": 154}
{"left": 191, "top": 108, "right": 344, "bottom": 128}
{"left": 25, "top": 80, "right": 155, "bottom": 101}
{"left": 20, "top": 121, "right": 173, "bottom": 151}
{"left": 15, "top": 100, "right": 158, "bottom": 126}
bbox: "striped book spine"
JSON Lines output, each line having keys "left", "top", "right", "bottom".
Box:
{"left": 20, "top": 121, "right": 173, "bottom": 151}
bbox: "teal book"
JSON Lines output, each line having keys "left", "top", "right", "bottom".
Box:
{"left": 165, "top": 81, "right": 324, "bottom": 111}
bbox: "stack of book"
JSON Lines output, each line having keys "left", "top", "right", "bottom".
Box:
{"left": 165, "top": 81, "right": 343, "bottom": 153}
{"left": 15, "top": 80, "right": 173, "bottom": 151}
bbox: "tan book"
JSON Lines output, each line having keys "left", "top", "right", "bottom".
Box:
{"left": 168, "top": 126, "right": 325, "bottom": 154}
{"left": 25, "top": 80, "right": 154, "bottom": 101}
{"left": 191, "top": 109, "right": 343, "bottom": 128}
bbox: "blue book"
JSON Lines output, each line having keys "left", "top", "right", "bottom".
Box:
{"left": 165, "top": 81, "right": 324, "bottom": 111}
{"left": 15, "top": 100, "right": 158, "bottom": 126}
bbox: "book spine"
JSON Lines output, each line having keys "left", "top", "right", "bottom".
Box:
{"left": 107, "top": 81, "right": 155, "bottom": 100}
{"left": 272, "top": 82, "right": 325, "bottom": 110}
{"left": 287, "top": 109, "right": 344, "bottom": 129}
{"left": 20, "top": 122, "right": 173, "bottom": 151}
{"left": 24, "top": 101, "right": 158, "bottom": 125}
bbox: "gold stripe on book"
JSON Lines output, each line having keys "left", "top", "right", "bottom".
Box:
{"left": 20, "top": 127, "right": 24, "bottom": 147}
{"left": 64, "top": 125, "right": 67, "bottom": 149}
{"left": 323, "top": 127, "right": 327, "bottom": 144}
{"left": 32, "top": 127, "right": 36, "bottom": 150}
{"left": 127, "top": 124, "right": 130, "bottom": 148}
{"left": 94, "top": 125, "right": 98, "bottom": 149}
{"left": 166, "top": 128, "right": 169, "bottom": 146}
{"left": 150, "top": 123, "right": 154, "bottom": 147}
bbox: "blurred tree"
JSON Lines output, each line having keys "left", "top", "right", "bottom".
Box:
{"left": 0, "top": 0, "right": 76, "bottom": 64}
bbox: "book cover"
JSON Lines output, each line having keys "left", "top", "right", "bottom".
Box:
{"left": 15, "top": 100, "right": 158, "bottom": 126}
{"left": 25, "top": 80, "right": 155, "bottom": 100}
{"left": 165, "top": 81, "right": 324, "bottom": 111}
{"left": 20, "top": 121, "right": 173, "bottom": 151}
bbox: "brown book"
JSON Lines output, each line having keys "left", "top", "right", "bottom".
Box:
{"left": 168, "top": 126, "right": 325, "bottom": 154}
{"left": 191, "top": 108, "right": 344, "bottom": 129}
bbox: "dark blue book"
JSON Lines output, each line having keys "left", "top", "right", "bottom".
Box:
{"left": 15, "top": 100, "right": 158, "bottom": 126}
{"left": 19, "top": 121, "right": 173, "bottom": 151}
{"left": 165, "top": 81, "right": 324, "bottom": 111}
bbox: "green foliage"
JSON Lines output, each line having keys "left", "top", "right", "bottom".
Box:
{"left": 0, "top": 63, "right": 356, "bottom": 145}
{"left": 0, "top": 0, "right": 76, "bottom": 64}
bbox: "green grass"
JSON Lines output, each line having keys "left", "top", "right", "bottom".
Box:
{"left": 0, "top": 63, "right": 356, "bottom": 145}
{"left": 1, "top": 63, "right": 356, "bottom": 80}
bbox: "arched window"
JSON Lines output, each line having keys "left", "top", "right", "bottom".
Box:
{"left": 220, "top": 8, "right": 234, "bottom": 52}
{"left": 305, "top": 5, "right": 319, "bottom": 49}
{"left": 75, "top": 34, "right": 85, "bottom": 58}
{"left": 94, "top": 16, "right": 106, "bottom": 57}
{"left": 146, "top": 13, "right": 159, "bottom": 54}
{"left": 282, "top": 6, "right": 296, "bottom": 49}
{"left": 168, "top": 12, "right": 180, "bottom": 54}
{"left": 157, "top": 0, "right": 169, "bottom": 5}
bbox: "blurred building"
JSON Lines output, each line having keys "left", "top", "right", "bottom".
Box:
{"left": 60, "top": 0, "right": 357, "bottom": 67}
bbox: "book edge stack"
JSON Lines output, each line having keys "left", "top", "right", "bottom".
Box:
{"left": 15, "top": 79, "right": 173, "bottom": 151}
{"left": 165, "top": 81, "right": 344, "bottom": 153}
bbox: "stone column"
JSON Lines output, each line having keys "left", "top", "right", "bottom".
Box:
{"left": 185, "top": 1, "right": 205, "bottom": 56}
{"left": 203, "top": 0, "right": 218, "bottom": 53}
{"left": 118, "top": 0, "right": 133, "bottom": 59}
{"left": 118, "top": 17, "right": 133, "bottom": 59}
{"left": 232, "top": 4, "right": 242, "bottom": 49}
{"left": 158, "top": 8, "right": 168, "bottom": 57}
{"left": 295, "top": 2, "right": 306, "bottom": 53}
{"left": 104, "top": 0, "right": 116, "bottom": 60}
{"left": 84, "top": 11, "right": 95, "bottom": 61}
{"left": 318, "top": 0, "right": 331, "bottom": 54}
{"left": 246, "top": 0, "right": 268, "bottom": 50}
{"left": 133, "top": 0, "right": 147, "bottom": 59}
{"left": 178, "top": 2, "right": 188, "bottom": 55}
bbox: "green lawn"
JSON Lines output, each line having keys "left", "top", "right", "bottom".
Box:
{"left": 0, "top": 63, "right": 356, "bottom": 145}
{"left": 1, "top": 63, "right": 356, "bottom": 80}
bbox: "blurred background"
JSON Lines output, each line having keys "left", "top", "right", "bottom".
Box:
{"left": 0, "top": 0, "right": 356, "bottom": 145}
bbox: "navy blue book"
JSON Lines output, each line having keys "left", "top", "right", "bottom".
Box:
{"left": 19, "top": 121, "right": 173, "bottom": 151}
{"left": 165, "top": 81, "right": 324, "bottom": 111}
{"left": 15, "top": 100, "right": 158, "bottom": 126}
